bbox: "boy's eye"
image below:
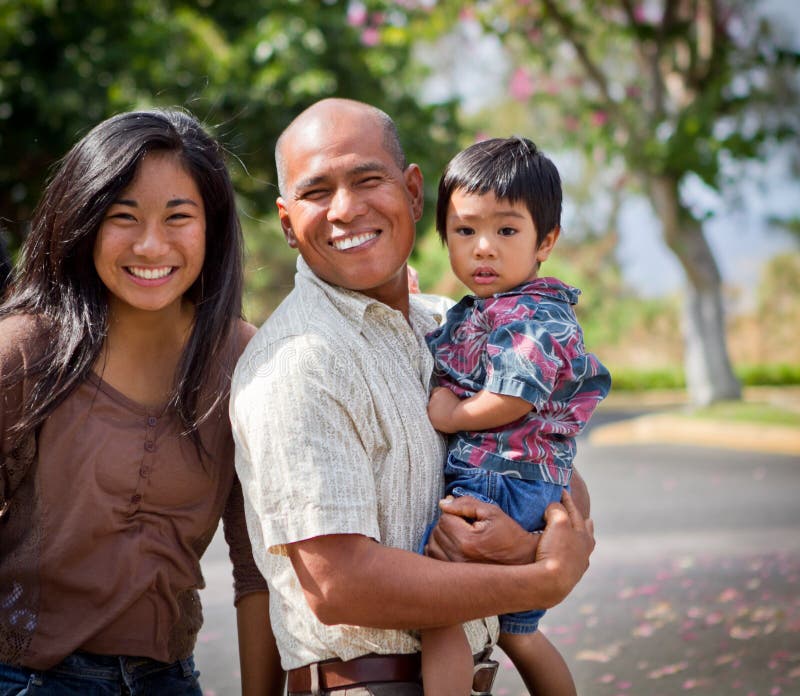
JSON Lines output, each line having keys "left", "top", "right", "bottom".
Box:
{"left": 453, "top": 227, "right": 474, "bottom": 236}
{"left": 498, "top": 227, "right": 517, "bottom": 237}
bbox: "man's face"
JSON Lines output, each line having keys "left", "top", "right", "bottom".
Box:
{"left": 276, "top": 108, "right": 423, "bottom": 310}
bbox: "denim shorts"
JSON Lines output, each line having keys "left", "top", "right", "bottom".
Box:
{"left": 0, "top": 651, "right": 201, "bottom": 696}
{"left": 422, "top": 453, "right": 565, "bottom": 635}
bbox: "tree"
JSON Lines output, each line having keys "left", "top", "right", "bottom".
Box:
{"left": 416, "top": 0, "right": 799, "bottom": 405}
{"left": 0, "top": 0, "right": 460, "bottom": 317}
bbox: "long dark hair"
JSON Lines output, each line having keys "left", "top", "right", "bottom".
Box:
{"left": 1, "top": 108, "right": 244, "bottom": 447}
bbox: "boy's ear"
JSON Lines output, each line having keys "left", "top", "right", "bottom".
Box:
{"left": 276, "top": 198, "right": 298, "bottom": 248}
{"left": 535, "top": 226, "right": 560, "bottom": 263}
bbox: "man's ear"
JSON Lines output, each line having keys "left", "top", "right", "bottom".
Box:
{"left": 404, "top": 164, "right": 425, "bottom": 222}
{"left": 535, "top": 226, "right": 560, "bottom": 263}
{"left": 276, "top": 198, "right": 297, "bottom": 248}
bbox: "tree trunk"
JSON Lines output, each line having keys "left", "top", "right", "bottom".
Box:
{"left": 648, "top": 174, "right": 741, "bottom": 405}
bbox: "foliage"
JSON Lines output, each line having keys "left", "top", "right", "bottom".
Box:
{"left": 609, "top": 362, "right": 800, "bottom": 392}
{"left": 0, "top": 0, "right": 462, "bottom": 317}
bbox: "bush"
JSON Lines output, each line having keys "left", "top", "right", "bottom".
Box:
{"left": 608, "top": 363, "right": 800, "bottom": 391}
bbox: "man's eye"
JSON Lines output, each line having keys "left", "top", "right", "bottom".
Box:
{"left": 357, "top": 176, "right": 382, "bottom": 186}
{"left": 300, "top": 189, "right": 328, "bottom": 200}
{"left": 498, "top": 227, "right": 517, "bottom": 236}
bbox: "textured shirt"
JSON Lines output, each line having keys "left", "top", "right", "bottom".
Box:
{"left": 427, "top": 278, "right": 611, "bottom": 484}
{"left": 0, "top": 314, "right": 266, "bottom": 670}
{"left": 231, "top": 257, "right": 497, "bottom": 670}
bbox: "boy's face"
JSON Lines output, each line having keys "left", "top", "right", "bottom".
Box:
{"left": 444, "top": 189, "right": 559, "bottom": 298}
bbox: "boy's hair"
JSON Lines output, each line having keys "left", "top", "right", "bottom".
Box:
{"left": 436, "top": 136, "right": 562, "bottom": 247}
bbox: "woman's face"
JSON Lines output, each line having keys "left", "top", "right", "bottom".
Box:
{"left": 94, "top": 152, "right": 206, "bottom": 318}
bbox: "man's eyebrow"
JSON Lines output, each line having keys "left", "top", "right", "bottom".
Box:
{"left": 294, "top": 161, "right": 392, "bottom": 192}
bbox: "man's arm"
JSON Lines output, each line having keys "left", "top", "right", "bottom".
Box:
{"left": 285, "top": 492, "right": 593, "bottom": 629}
{"left": 236, "top": 591, "right": 285, "bottom": 696}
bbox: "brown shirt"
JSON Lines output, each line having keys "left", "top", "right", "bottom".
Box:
{"left": 0, "top": 314, "right": 266, "bottom": 669}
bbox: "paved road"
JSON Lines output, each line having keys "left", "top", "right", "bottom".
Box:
{"left": 195, "top": 438, "right": 800, "bottom": 695}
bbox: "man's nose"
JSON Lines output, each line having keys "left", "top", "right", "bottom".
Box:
{"left": 327, "top": 187, "right": 366, "bottom": 223}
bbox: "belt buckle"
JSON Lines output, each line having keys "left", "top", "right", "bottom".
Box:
{"left": 471, "top": 658, "right": 498, "bottom": 696}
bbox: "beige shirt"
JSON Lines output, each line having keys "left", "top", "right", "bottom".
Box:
{"left": 231, "top": 258, "right": 497, "bottom": 670}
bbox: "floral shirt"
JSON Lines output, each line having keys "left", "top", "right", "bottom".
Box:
{"left": 426, "top": 277, "right": 611, "bottom": 485}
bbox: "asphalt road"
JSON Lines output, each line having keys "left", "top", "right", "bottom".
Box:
{"left": 195, "top": 438, "right": 800, "bottom": 695}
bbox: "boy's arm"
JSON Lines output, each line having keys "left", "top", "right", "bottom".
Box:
{"left": 427, "top": 386, "right": 531, "bottom": 434}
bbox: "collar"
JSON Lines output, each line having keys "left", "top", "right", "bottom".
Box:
{"left": 465, "top": 276, "right": 580, "bottom": 306}
{"left": 295, "top": 256, "right": 437, "bottom": 334}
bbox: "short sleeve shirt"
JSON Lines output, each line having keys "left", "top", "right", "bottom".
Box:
{"left": 231, "top": 258, "right": 497, "bottom": 670}
{"left": 426, "top": 278, "right": 611, "bottom": 484}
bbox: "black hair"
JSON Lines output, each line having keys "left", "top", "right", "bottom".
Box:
{"left": 1, "top": 108, "right": 244, "bottom": 447}
{"left": 436, "top": 136, "right": 562, "bottom": 247}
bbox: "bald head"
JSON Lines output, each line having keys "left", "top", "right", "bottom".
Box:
{"left": 275, "top": 98, "right": 406, "bottom": 196}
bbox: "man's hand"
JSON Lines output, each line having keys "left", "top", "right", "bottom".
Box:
{"left": 427, "top": 386, "right": 461, "bottom": 434}
{"left": 425, "top": 495, "right": 539, "bottom": 564}
{"left": 534, "top": 490, "right": 595, "bottom": 601}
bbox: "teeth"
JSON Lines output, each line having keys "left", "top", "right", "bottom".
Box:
{"left": 332, "top": 232, "right": 377, "bottom": 250}
{"left": 128, "top": 266, "right": 173, "bottom": 280}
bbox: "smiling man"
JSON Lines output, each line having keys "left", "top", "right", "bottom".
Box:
{"left": 230, "top": 98, "right": 594, "bottom": 696}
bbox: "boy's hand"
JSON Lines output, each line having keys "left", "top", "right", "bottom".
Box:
{"left": 427, "top": 386, "right": 461, "bottom": 433}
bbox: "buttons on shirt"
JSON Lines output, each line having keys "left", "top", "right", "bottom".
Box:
{"left": 144, "top": 441, "right": 155, "bottom": 453}
{"left": 147, "top": 416, "right": 157, "bottom": 427}
{"left": 130, "top": 494, "right": 142, "bottom": 504}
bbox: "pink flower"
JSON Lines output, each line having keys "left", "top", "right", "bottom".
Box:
{"left": 591, "top": 110, "right": 608, "bottom": 127}
{"left": 347, "top": 3, "right": 367, "bottom": 27}
{"left": 509, "top": 67, "right": 535, "bottom": 101}
{"left": 361, "top": 27, "right": 380, "bottom": 46}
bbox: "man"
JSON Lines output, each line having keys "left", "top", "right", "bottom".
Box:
{"left": 230, "top": 98, "right": 594, "bottom": 696}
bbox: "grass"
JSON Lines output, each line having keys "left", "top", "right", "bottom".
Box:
{"left": 677, "top": 400, "right": 800, "bottom": 428}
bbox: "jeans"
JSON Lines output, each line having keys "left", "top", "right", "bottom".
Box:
{"left": 0, "top": 652, "right": 201, "bottom": 696}
{"left": 430, "top": 454, "right": 566, "bottom": 634}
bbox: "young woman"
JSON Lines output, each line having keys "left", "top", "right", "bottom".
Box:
{"left": 0, "top": 109, "right": 282, "bottom": 695}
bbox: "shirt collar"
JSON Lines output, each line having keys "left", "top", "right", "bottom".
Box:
{"left": 466, "top": 276, "right": 580, "bottom": 305}
{"left": 295, "top": 256, "right": 437, "bottom": 334}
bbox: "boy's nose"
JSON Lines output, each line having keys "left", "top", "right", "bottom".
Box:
{"left": 474, "top": 235, "right": 496, "bottom": 257}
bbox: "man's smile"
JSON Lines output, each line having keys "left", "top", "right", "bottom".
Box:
{"left": 330, "top": 231, "right": 380, "bottom": 251}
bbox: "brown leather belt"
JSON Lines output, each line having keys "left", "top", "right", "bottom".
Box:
{"left": 287, "top": 652, "right": 498, "bottom": 695}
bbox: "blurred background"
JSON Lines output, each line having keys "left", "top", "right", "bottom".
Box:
{"left": 2, "top": 0, "right": 798, "bottom": 406}
{"left": 2, "top": 1, "right": 799, "bottom": 694}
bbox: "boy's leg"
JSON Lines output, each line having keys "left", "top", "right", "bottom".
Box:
{"left": 499, "top": 630, "right": 577, "bottom": 696}
{"left": 420, "top": 625, "right": 473, "bottom": 696}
